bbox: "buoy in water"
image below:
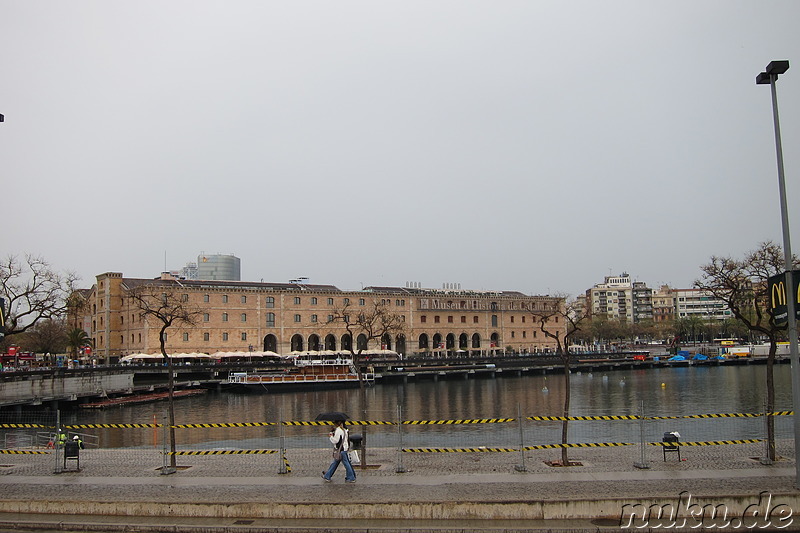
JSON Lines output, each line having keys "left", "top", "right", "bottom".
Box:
{"left": 661, "top": 383, "right": 666, "bottom": 388}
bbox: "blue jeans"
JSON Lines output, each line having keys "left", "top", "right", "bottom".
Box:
{"left": 324, "top": 449, "right": 356, "bottom": 482}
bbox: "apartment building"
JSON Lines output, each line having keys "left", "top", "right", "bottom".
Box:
{"left": 651, "top": 285, "right": 676, "bottom": 323}
{"left": 585, "top": 273, "right": 732, "bottom": 325}
{"left": 586, "top": 272, "right": 653, "bottom": 324}
{"left": 673, "top": 288, "right": 732, "bottom": 321}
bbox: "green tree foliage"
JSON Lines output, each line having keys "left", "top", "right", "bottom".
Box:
{"left": 66, "top": 327, "right": 92, "bottom": 359}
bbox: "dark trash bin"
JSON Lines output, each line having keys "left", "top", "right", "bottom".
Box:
{"left": 349, "top": 434, "right": 364, "bottom": 450}
{"left": 663, "top": 431, "right": 681, "bottom": 461}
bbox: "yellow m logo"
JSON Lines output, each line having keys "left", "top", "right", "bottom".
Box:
{"left": 772, "top": 281, "right": 786, "bottom": 308}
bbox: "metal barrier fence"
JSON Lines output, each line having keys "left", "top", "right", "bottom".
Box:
{"left": 0, "top": 409, "right": 794, "bottom": 476}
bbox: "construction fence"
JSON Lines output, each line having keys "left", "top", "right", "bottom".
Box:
{"left": 0, "top": 408, "right": 794, "bottom": 476}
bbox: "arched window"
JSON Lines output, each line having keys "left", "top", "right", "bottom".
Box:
{"left": 325, "top": 334, "right": 337, "bottom": 351}
{"left": 418, "top": 333, "right": 429, "bottom": 350}
{"left": 433, "top": 333, "right": 443, "bottom": 350}
{"left": 263, "top": 334, "right": 278, "bottom": 353}
{"left": 357, "top": 334, "right": 368, "bottom": 351}
{"left": 471, "top": 333, "right": 481, "bottom": 349}
{"left": 290, "top": 334, "right": 304, "bottom": 352}
{"left": 308, "top": 334, "right": 321, "bottom": 351}
{"left": 341, "top": 334, "right": 352, "bottom": 351}
{"left": 459, "top": 333, "right": 468, "bottom": 350}
{"left": 396, "top": 335, "right": 406, "bottom": 356}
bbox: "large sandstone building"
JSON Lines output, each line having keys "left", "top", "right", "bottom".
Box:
{"left": 72, "top": 272, "right": 565, "bottom": 362}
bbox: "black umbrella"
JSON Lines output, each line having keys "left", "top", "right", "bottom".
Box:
{"left": 315, "top": 411, "right": 349, "bottom": 422}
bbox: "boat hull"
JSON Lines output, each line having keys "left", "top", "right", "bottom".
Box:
{"left": 225, "top": 379, "right": 367, "bottom": 393}
{"left": 226, "top": 359, "right": 372, "bottom": 393}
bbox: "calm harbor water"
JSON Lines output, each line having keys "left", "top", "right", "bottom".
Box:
{"left": 57, "top": 363, "right": 795, "bottom": 449}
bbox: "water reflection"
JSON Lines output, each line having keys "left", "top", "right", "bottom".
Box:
{"left": 59, "top": 364, "right": 792, "bottom": 448}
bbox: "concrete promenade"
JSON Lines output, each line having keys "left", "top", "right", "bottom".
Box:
{"left": 1, "top": 443, "right": 799, "bottom": 532}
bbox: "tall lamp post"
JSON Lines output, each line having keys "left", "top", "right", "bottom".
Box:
{"left": 756, "top": 60, "right": 800, "bottom": 485}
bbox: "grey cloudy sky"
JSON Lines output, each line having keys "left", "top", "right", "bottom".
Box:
{"left": 2, "top": 1, "right": 799, "bottom": 297}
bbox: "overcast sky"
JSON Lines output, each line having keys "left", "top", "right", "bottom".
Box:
{"left": 2, "top": 1, "right": 799, "bottom": 297}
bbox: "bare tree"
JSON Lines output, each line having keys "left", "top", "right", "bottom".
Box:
{"left": 127, "top": 284, "right": 202, "bottom": 469}
{"left": 328, "top": 300, "right": 406, "bottom": 388}
{"left": 696, "top": 241, "right": 799, "bottom": 461}
{"left": 526, "top": 295, "right": 584, "bottom": 466}
{"left": 327, "top": 299, "right": 405, "bottom": 468}
{"left": 0, "top": 254, "right": 79, "bottom": 339}
{"left": 20, "top": 318, "right": 68, "bottom": 355}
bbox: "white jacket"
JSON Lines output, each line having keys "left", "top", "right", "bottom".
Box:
{"left": 329, "top": 426, "right": 350, "bottom": 451}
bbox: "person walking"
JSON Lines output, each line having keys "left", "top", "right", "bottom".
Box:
{"left": 322, "top": 419, "right": 356, "bottom": 483}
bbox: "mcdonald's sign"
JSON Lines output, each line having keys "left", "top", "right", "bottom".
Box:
{"left": 768, "top": 271, "right": 800, "bottom": 329}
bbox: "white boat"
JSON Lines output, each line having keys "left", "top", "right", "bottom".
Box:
{"left": 227, "top": 357, "right": 374, "bottom": 392}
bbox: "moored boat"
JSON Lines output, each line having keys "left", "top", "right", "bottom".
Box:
{"left": 227, "top": 357, "right": 374, "bottom": 392}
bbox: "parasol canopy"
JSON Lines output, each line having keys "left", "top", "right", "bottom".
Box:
{"left": 314, "top": 411, "right": 350, "bottom": 422}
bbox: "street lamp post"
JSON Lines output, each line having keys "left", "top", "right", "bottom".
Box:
{"left": 756, "top": 60, "right": 800, "bottom": 486}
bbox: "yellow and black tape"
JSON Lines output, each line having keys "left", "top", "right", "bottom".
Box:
{"left": 649, "top": 439, "right": 763, "bottom": 447}
{"left": 0, "top": 449, "right": 50, "bottom": 454}
{"left": 403, "top": 447, "right": 517, "bottom": 453}
{"left": 404, "top": 418, "right": 515, "bottom": 425}
{"left": 5, "top": 411, "right": 788, "bottom": 433}
{"left": 66, "top": 423, "right": 158, "bottom": 429}
{"left": 283, "top": 421, "right": 339, "bottom": 426}
{"left": 648, "top": 412, "right": 792, "bottom": 420}
{"left": 167, "top": 449, "right": 278, "bottom": 455}
{"left": 528, "top": 415, "right": 638, "bottom": 421}
{"left": 282, "top": 420, "right": 393, "bottom": 426}
{"left": 342, "top": 420, "right": 394, "bottom": 426}
{"left": 173, "top": 422, "right": 276, "bottom": 429}
{"left": 521, "top": 442, "right": 633, "bottom": 450}
{"left": 282, "top": 452, "right": 292, "bottom": 473}
{"left": 525, "top": 442, "right": 634, "bottom": 450}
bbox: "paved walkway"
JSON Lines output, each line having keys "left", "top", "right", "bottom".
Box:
{"left": 1, "top": 444, "right": 799, "bottom": 531}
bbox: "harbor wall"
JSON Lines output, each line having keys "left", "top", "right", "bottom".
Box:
{"left": 3, "top": 493, "right": 799, "bottom": 521}
{"left": 0, "top": 373, "right": 134, "bottom": 406}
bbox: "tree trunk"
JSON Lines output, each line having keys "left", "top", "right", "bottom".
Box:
{"left": 359, "top": 382, "right": 368, "bottom": 470}
{"left": 766, "top": 340, "right": 776, "bottom": 461}
{"left": 352, "top": 350, "right": 368, "bottom": 468}
{"left": 561, "top": 355, "right": 571, "bottom": 465}
{"left": 160, "top": 327, "right": 177, "bottom": 468}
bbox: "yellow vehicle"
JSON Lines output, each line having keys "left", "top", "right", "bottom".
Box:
{"left": 725, "top": 346, "right": 751, "bottom": 357}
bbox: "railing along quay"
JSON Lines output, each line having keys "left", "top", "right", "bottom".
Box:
{"left": 0, "top": 408, "right": 793, "bottom": 477}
